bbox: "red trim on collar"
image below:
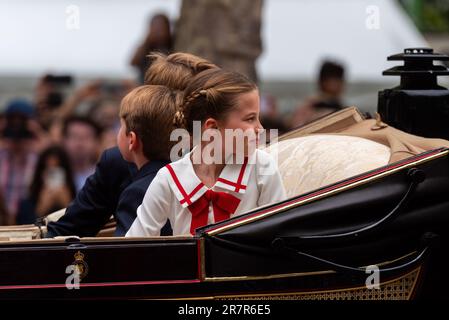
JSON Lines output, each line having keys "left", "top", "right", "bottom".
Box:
{"left": 166, "top": 164, "right": 192, "bottom": 206}
{"left": 216, "top": 178, "right": 247, "bottom": 191}
{"left": 216, "top": 157, "right": 249, "bottom": 192}
{"left": 181, "top": 182, "right": 205, "bottom": 206}
{"left": 166, "top": 164, "right": 205, "bottom": 206}
{"left": 234, "top": 157, "right": 248, "bottom": 192}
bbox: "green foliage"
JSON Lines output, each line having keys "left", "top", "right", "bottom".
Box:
{"left": 399, "top": 0, "right": 449, "bottom": 33}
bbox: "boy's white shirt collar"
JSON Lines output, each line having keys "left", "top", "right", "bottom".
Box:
{"left": 165, "top": 148, "right": 256, "bottom": 208}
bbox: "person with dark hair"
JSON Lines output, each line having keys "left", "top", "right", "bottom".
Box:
{"left": 62, "top": 116, "right": 102, "bottom": 191}
{"left": 318, "top": 61, "right": 345, "bottom": 103}
{"left": 16, "top": 146, "right": 76, "bottom": 225}
{"left": 130, "top": 13, "right": 173, "bottom": 83}
{"left": 290, "top": 60, "right": 346, "bottom": 128}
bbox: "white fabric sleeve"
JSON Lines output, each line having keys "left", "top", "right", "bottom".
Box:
{"left": 256, "top": 149, "right": 287, "bottom": 207}
{"left": 126, "top": 168, "right": 172, "bottom": 237}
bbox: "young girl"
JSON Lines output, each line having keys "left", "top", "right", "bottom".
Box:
{"left": 126, "top": 68, "right": 286, "bottom": 237}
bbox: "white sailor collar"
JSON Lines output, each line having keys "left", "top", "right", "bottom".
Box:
{"left": 164, "top": 149, "right": 255, "bottom": 208}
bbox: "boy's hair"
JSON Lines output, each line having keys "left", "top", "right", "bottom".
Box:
{"left": 119, "top": 85, "right": 182, "bottom": 160}
{"left": 144, "top": 52, "right": 218, "bottom": 90}
{"left": 174, "top": 68, "right": 257, "bottom": 134}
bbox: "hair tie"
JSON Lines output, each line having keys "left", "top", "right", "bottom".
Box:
{"left": 199, "top": 89, "right": 207, "bottom": 96}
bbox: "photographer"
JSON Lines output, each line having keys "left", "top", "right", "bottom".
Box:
{"left": 0, "top": 99, "right": 49, "bottom": 223}
{"left": 16, "top": 146, "right": 76, "bottom": 225}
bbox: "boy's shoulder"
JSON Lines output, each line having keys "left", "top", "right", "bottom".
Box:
{"left": 121, "top": 160, "right": 169, "bottom": 196}
{"left": 99, "top": 147, "right": 135, "bottom": 174}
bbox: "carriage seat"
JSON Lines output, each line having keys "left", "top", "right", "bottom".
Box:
{"left": 266, "top": 134, "right": 391, "bottom": 198}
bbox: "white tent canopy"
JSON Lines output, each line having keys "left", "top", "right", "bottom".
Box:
{"left": 0, "top": 0, "right": 427, "bottom": 81}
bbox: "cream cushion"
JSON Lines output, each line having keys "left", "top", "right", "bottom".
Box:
{"left": 265, "top": 135, "right": 391, "bottom": 198}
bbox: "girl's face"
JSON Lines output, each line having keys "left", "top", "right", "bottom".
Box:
{"left": 212, "top": 89, "right": 263, "bottom": 159}
{"left": 45, "top": 155, "right": 60, "bottom": 170}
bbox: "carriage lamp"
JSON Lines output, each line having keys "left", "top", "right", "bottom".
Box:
{"left": 378, "top": 47, "right": 449, "bottom": 140}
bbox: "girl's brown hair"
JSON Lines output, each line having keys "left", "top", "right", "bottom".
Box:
{"left": 120, "top": 85, "right": 183, "bottom": 160}
{"left": 175, "top": 68, "right": 257, "bottom": 133}
{"left": 144, "top": 52, "right": 218, "bottom": 90}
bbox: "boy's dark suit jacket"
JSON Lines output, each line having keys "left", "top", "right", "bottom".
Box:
{"left": 46, "top": 147, "right": 170, "bottom": 237}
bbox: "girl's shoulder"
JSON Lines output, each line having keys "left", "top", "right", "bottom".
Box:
{"left": 251, "top": 148, "right": 280, "bottom": 177}
{"left": 252, "top": 148, "right": 277, "bottom": 165}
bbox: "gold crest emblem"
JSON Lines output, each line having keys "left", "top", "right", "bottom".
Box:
{"left": 72, "top": 251, "right": 89, "bottom": 280}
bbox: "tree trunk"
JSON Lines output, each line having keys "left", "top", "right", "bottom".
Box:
{"left": 174, "top": 0, "right": 263, "bottom": 83}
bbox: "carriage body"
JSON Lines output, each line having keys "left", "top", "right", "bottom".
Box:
{"left": 1, "top": 109, "right": 449, "bottom": 300}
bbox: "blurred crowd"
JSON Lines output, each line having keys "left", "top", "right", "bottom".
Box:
{"left": 0, "top": 75, "right": 137, "bottom": 225}
{"left": 0, "top": 13, "right": 347, "bottom": 226}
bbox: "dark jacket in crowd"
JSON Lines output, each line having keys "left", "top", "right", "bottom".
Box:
{"left": 46, "top": 147, "right": 171, "bottom": 237}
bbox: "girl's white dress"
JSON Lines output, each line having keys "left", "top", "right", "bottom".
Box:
{"left": 126, "top": 148, "right": 287, "bottom": 237}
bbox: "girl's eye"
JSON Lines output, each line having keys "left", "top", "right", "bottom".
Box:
{"left": 246, "top": 117, "right": 255, "bottom": 122}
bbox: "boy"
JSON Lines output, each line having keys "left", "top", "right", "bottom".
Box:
{"left": 107, "top": 85, "right": 180, "bottom": 235}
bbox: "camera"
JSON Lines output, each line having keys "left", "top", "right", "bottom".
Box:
{"left": 41, "top": 74, "right": 74, "bottom": 109}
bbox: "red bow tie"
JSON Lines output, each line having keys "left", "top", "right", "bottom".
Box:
{"left": 187, "top": 189, "right": 241, "bottom": 235}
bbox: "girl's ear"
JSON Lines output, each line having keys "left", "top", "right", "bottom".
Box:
{"left": 203, "top": 117, "right": 218, "bottom": 130}
{"left": 128, "top": 131, "right": 139, "bottom": 152}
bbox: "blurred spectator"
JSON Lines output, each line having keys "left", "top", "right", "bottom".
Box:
{"left": 130, "top": 13, "right": 173, "bottom": 83}
{"left": 0, "top": 99, "right": 49, "bottom": 224}
{"left": 88, "top": 98, "right": 120, "bottom": 150}
{"left": 259, "top": 94, "right": 288, "bottom": 142}
{"left": 48, "top": 80, "right": 135, "bottom": 148}
{"left": 52, "top": 81, "right": 102, "bottom": 121}
{"left": 16, "top": 146, "right": 76, "bottom": 224}
{"left": 48, "top": 81, "right": 102, "bottom": 144}
{"left": 62, "top": 116, "right": 102, "bottom": 191}
{"left": 34, "top": 74, "right": 73, "bottom": 130}
{"left": 290, "top": 60, "right": 346, "bottom": 128}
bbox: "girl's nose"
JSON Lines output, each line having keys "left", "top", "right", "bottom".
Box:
{"left": 255, "top": 120, "right": 264, "bottom": 133}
